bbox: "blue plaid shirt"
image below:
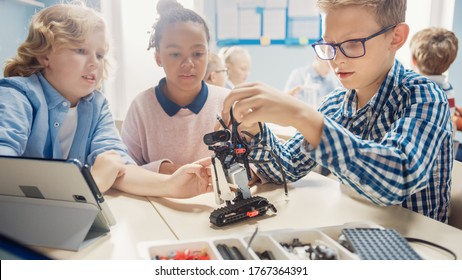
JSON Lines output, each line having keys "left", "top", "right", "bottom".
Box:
{"left": 252, "top": 60, "right": 453, "bottom": 222}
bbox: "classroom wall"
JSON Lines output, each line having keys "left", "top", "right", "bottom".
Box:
{"left": 451, "top": 1, "right": 462, "bottom": 105}
{"left": 203, "top": 0, "right": 314, "bottom": 91}
{"left": 244, "top": 45, "right": 314, "bottom": 90}
{"left": 0, "top": 0, "right": 100, "bottom": 79}
{"left": 0, "top": 0, "right": 38, "bottom": 77}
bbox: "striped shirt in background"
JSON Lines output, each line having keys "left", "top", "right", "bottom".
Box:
{"left": 251, "top": 60, "right": 453, "bottom": 223}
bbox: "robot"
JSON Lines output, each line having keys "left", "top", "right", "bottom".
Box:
{"left": 203, "top": 109, "right": 285, "bottom": 227}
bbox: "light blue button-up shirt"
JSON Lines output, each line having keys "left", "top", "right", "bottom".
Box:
{"left": 0, "top": 73, "right": 134, "bottom": 166}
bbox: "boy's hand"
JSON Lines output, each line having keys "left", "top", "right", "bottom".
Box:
{"left": 222, "top": 82, "right": 306, "bottom": 129}
{"left": 215, "top": 113, "right": 260, "bottom": 140}
{"left": 453, "top": 107, "right": 462, "bottom": 131}
{"left": 455, "top": 106, "right": 462, "bottom": 117}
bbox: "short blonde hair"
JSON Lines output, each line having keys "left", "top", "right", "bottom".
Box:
{"left": 218, "top": 46, "right": 251, "bottom": 65}
{"left": 410, "top": 27, "right": 459, "bottom": 75}
{"left": 316, "top": 0, "right": 406, "bottom": 28}
{"left": 205, "top": 53, "right": 224, "bottom": 80}
{"left": 4, "top": 3, "right": 109, "bottom": 82}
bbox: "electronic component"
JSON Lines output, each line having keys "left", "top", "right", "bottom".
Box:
{"left": 204, "top": 110, "right": 285, "bottom": 227}
{"left": 341, "top": 228, "right": 422, "bottom": 260}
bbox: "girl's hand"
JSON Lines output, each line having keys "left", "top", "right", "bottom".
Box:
{"left": 166, "top": 157, "right": 213, "bottom": 198}
{"left": 159, "top": 162, "right": 182, "bottom": 175}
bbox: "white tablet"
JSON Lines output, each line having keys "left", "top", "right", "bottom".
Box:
{"left": 0, "top": 156, "right": 116, "bottom": 250}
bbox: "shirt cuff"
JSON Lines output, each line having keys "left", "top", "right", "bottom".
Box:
{"left": 302, "top": 116, "right": 336, "bottom": 162}
{"left": 0, "top": 146, "right": 18, "bottom": 156}
{"left": 249, "top": 163, "right": 268, "bottom": 185}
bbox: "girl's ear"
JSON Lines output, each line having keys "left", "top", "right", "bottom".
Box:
{"left": 155, "top": 51, "right": 162, "bottom": 67}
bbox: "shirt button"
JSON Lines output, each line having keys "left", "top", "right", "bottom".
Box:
{"left": 54, "top": 122, "right": 60, "bottom": 127}
{"left": 62, "top": 102, "right": 68, "bottom": 107}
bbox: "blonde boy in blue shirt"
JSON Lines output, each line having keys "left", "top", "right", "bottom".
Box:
{"left": 222, "top": 0, "right": 452, "bottom": 222}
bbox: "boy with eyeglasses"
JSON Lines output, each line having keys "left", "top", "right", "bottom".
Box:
{"left": 221, "top": 0, "right": 453, "bottom": 222}
{"left": 205, "top": 53, "right": 228, "bottom": 87}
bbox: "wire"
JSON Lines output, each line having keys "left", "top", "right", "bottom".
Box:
{"left": 246, "top": 224, "right": 259, "bottom": 252}
{"left": 405, "top": 237, "right": 457, "bottom": 260}
{"left": 216, "top": 114, "right": 228, "bottom": 130}
{"left": 241, "top": 127, "right": 289, "bottom": 196}
{"left": 265, "top": 147, "right": 289, "bottom": 197}
{"left": 214, "top": 106, "right": 290, "bottom": 198}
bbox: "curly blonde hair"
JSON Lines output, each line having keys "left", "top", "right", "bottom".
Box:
{"left": 316, "top": 0, "right": 406, "bottom": 28}
{"left": 3, "top": 3, "right": 109, "bottom": 82}
{"left": 410, "top": 27, "right": 459, "bottom": 75}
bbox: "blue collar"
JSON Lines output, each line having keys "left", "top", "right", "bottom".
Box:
{"left": 155, "top": 77, "right": 208, "bottom": 116}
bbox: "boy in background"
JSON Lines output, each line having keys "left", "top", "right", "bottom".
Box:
{"left": 205, "top": 53, "right": 227, "bottom": 87}
{"left": 218, "top": 46, "right": 252, "bottom": 89}
{"left": 410, "top": 27, "right": 459, "bottom": 128}
{"left": 284, "top": 56, "right": 339, "bottom": 106}
{"left": 222, "top": 0, "right": 453, "bottom": 222}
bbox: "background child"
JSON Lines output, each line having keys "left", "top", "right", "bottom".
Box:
{"left": 284, "top": 55, "right": 339, "bottom": 106}
{"left": 0, "top": 3, "right": 212, "bottom": 198}
{"left": 410, "top": 27, "right": 459, "bottom": 129}
{"left": 218, "top": 46, "right": 252, "bottom": 89}
{"left": 121, "top": 0, "right": 229, "bottom": 175}
{"left": 205, "top": 52, "right": 227, "bottom": 87}
{"left": 222, "top": 0, "right": 452, "bottom": 222}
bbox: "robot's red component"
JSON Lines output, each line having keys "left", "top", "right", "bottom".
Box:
{"left": 235, "top": 148, "right": 246, "bottom": 154}
{"left": 246, "top": 210, "right": 259, "bottom": 217}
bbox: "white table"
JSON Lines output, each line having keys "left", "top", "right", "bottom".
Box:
{"left": 149, "top": 172, "right": 462, "bottom": 260}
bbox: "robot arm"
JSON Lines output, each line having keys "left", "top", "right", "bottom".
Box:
{"left": 211, "top": 156, "right": 235, "bottom": 205}
{"left": 203, "top": 112, "right": 277, "bottom": 227}
{"left": 210, "top": 156, "right": 252, "bottom": 205}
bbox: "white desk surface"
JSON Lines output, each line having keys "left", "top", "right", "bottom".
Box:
{"left": 37, "top": 189, "right": 176, "bottom": 260}
{"left": 149, "top": 172, "right": 462, "bottom": 260}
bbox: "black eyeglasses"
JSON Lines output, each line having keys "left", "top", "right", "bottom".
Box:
{"left": 312, "top": 24, "right": 397, "bottom": 60}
